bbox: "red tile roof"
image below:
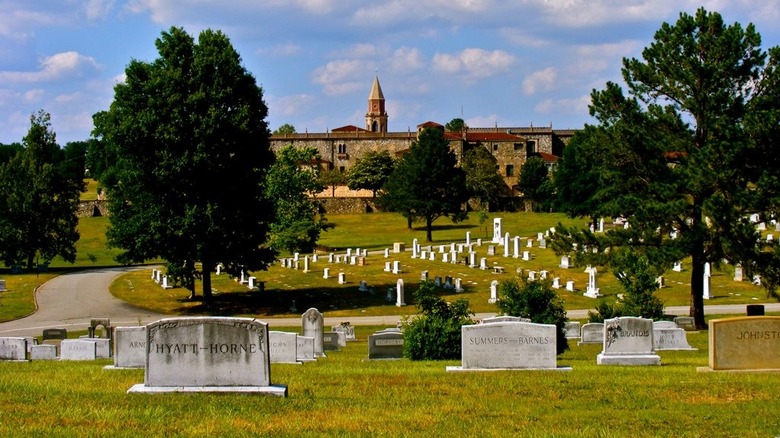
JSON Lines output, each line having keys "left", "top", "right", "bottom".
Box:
{"left": 332, "top": 125, "right": 369, "bottom": 132}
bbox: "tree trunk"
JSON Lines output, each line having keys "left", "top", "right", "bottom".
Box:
{"left": 689, "top": 220, "right": 707, "bottom": 329}
{"left": 26, "top": 254, "right": 34, "bottom": 271}
{"left": 407, "top": 215, "right": 412, "bottom": 229}
{"left": 426, "top": 216, "right": 433, "bottom": 242}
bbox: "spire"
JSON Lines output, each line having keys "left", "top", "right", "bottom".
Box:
{"left": 368, "top": 75, "right": 384, "bottom": 100}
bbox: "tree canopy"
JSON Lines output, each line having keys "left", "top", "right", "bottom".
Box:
{"left": 461, "top": 145, "right": 506, "bottom": 209}
{"left": 93, "top": 27, "right": 276, "bottom": 300}
{"left": 518, "top": 156, "right": 553, "bottom": 212}
{"left": 378, "top": 127, "right": 468, "bottom": 241}
{"left": 552, "top": 8, "right": 780, "bottom": 328}
{"left": 346, "top": 150, "right": 394, "bottom": 197}
{"left": 445, "top": 118, "right": 466, "bottom": 133}
{"left": 0, "top": 110, "right": 83, "bottom": 270}
{"left": 266, "top": 145, "right": 330, "bottom": 253}
{"left": 272, "top": 124, "right": 296, "bottom": 136}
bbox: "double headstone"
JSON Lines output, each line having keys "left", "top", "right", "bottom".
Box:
{"left": 128, "top": 317, "right": 287, "bottom": 396}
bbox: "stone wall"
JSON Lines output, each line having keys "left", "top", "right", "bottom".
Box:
{"left": 76, "top": 200, "right": 108, "bottom": 218}
{"left": 317, "top": 197, "right": 381, "bottom": 215}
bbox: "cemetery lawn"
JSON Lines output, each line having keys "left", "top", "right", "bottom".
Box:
{"left": 109, "top": 212, "right": 772, "bottom": 318}
{"left": 2, "top": 325, "right": 779, "bottom": 437}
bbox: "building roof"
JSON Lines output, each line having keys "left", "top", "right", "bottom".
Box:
{"left": 417, "top": 121, "right": 443, "bottom": 129}
{"left": 331, "top": 125, "right": 370, "bottom": 132}
{"left": 368, "top": 75, "right": 384, "bottom": 100}
{"left": 533, "top": 152, "right": 560, "bottom": 162}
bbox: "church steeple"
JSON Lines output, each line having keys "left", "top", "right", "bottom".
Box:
{"left": 366, "top": 75, "right": 388, "bottom": 133}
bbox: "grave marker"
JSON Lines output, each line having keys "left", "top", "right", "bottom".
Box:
{"left": 597, "top": 317, "right": 660, "bottom": 366}
{"left": 302, "top": 308, "right": 325, "bottom": 357}
{"left": 705, "top": 316, "right": 780, "bottom": 371}
{"left": 109, "top": 326, "right": 146, "bottom": 368}
{"left": 367, "top": 331, "right": 404, "bottom": 359}
{"left": 60, "top": 339, "right": 97, "bottom": 361}
{"left": 448, "top": 322, "right": 567, "bottom": 371}
{"left": 269, "top": 331, "right": 299, "bottom": 364}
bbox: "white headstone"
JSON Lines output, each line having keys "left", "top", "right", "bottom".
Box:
{"left": 302, "top": 308, "right": 325, "bottom": 357}
{"left": 323, "top": 268, "right": 330, "bottom": 279}
{"left": 673, "top": 261, "right": 682, "bottom": 272}
{"left": 396, "top": 279, "right": 405, "bottom": 307}
{"left": 296, "top": 336, "right": 316, "bottom": 362}
{"left": 338, "top": 272, "right": 346, "bottom": 284}
{"left": 488, "top": 280, "right": 498, "bottom": 304}
{"left": 522, "top": 251, "right": 530, "bottom": 261}
{"left": 504, "top": 233, "right": 510, "bottom": 257}
{"left": 492, "top": 218, "right": 502, "bottom": 243}
{"left": 565, "top": 280, "right": 575, "bottom": 292}
{"left": 128, "top": 317, "right": 285, "bottom": 396}
{"left": 560, "top": 256, "right": 570, "bottom": 269}
{"left": 31, "top": 344, "right": 57, "bottom": 360}
{"left": 597, "top": 317, "right": 660, "bottom": 365}
{"left": 0, "top": 337, "right": 27, "bottom": 361}
{"left": 733, "top": 265, "right": 743, "bottom": 282}
{"left": 584, "top": 267, "right": 600, "bottom": 298}
{"left": 111, "top": 326, "right": 146, "bottom": 368}
{"left": 60, "top": 340, "right": 96, "bottom": 361}
{"left": 392, "top": 260, "right": 401, "bottom": 274}
{"left": 449, "top": 322, "right": 563, "bottom": 370}
{"left": 513, "top": 237, "right": 520, "bottom": 258}
{"left": 269, "top": 331, "right": 299, "bottom": 364}
{"left": 578, "top": 323, "right": 604, "bottom": 345}
{"left": 480, "top": 257, "right": 488, "bottom": 270}
{"left": 552, "top": 277, "right": 561, "bottom": 289}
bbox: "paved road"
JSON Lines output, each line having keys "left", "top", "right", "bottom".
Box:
{"left": 0, "top": 267, "right": 168, "bottom": 337}
{"left": 1, "top": 268, "right": 778, "bottom": 337}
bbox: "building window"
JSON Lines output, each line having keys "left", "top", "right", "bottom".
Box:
{"left": 514, "top": 143, "right": 523, "bottom": 151}
{"left": 493, "top": 144, "right": 499, "bottom": 152}
{"left": 339, "top": 166, "right": 345, "bottom": 173}
{"left": 526, "top": 140, "right": 536, "bottom": 157}
{"left": 506, "top": 164, "right": 514, "bottom": 177}
{"left": 337, "top": 144, "right": 347, "bottom": 154}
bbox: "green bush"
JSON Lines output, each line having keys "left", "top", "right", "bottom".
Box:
{"left": 402, "top": 281, "right": 474, "bottom": 360}
{"left": 495, "top": 278, "right": 569, "bottom": 355}
{"left": 588, "top": 250, "right": 665, "bottom": 322}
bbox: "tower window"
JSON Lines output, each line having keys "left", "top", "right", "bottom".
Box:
{"left": 506, "top": 164, "right": 514, "bottom": 177}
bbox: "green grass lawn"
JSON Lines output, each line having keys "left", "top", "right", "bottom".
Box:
{"left": 1, "top": 325, "right": 778, "bottom": 437}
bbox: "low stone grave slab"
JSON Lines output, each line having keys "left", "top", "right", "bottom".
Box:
{"left": 42, "top": 328, "right": 68, "bottom": 340}
{"left": 79, "top": 336, "right": 110, "bottom": 358}
{"left": 701, "top": 316, "right": 780, "bottom": 371}
{"left": 60, "top": 340, "right": 97, "bottom": 361}
{"left": 578, "top": 323, "right": 604, "bottom": 345}
{"left": 653, "top": 327, "right": 696, "bottom": 351}
{"left": 367, "top": 331, "right": 404, "bottom": 360}
{"left": 296, "top": 336, "right": 316, "bottom": 362}
{"left": 106, "top": 326, "right": 146, "bottom": 369}
{"left": 596, "top": 317, "right": 660, "bottom": 366}
{"left": 269, "top": 331, "right": 299, "bottom": 364}
{"left": 0, "top": 337, "right": 28, "bottom": 361}
{"left": 564, "top": 322, "right": 581, "bottom": 339}
{"left": 31, "top": 344, "right": 57, "bottom": 360}
{"left": 127, "top": 317, "right": 287, "bottom": 396}
{"left": 448, "top": 321, "right": 570, "bottom": 371}
{"left": 673, "top": 316, "right": 697, "bottom": 331}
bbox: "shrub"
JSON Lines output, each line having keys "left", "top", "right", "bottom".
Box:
{"left": 402, "top": 281, "right": 474, "bottom": 360}
{"left": 495, "top": 278, "right": 569, "bottom": 355}
{"left": 588, "top": 250, "right": 665, "bottom": 322}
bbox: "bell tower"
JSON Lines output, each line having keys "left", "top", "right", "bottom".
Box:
{"left": 365, "top": 75, "right": 388, "bottom": 133}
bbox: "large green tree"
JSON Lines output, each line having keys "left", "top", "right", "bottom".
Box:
{"left": 378, "top": 127, "right": 468, "bottom": 241}
{"left": 0, "top": 111, "right": 82, "bottom": 270}
{"left": 93, "top": 27, "right": 276, "bottom": 300}
{"left": 266, "top": 145, "right": 330, "bottom": 253}
{"left": 554, "top": 9, "right": 780, "bottom": 328}
{"left": 346, "top": 150, "right": 394, "bottom": 198}
{"left": 518, "top": 156, "right": 553, "bottom": 212}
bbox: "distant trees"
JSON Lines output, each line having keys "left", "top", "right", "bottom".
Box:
{"left": 346, "top": 150, "right": 394, "bottom": 198}
{"left": 445, "top": 118, "right": 466, "bottom": 132}
{"left": 272, "top": 124, "right": 296, "bottom": 136}
{"left": 378, "top": 127, "right": 468, "bottom": 241}
{"left": 461, "top": 146, "right": 505, "bottom": 210}
{"left": 93, "top": 27, "right": 276, "bottom": 301}
{"left": 517, "top": 156, "right": 554, "bottom": 211}
{"left": 0, "top": 111, "right": 83, "bottom": 270}
{"left": 266, "top": 145, "right": 331, "bottom": 253}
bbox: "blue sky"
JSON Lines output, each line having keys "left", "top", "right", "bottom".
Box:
{"left": 1, "top": 1, "right": 779, "bottom": 144}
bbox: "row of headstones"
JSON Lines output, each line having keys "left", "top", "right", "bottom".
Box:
{"left": 565, "top": 319, "right": 697, "bottom": 351}
{"left": 151, "top": 269, "right": 173, "bottom": 289}
{"left": 0, "top": 336, "right": 112, "bottom": 361}
{"left": 485, "top": 266, "right": 601, "bottom": 303}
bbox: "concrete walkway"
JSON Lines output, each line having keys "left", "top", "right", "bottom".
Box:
{"left": 0, "top": 267, "right": 778, "bottom": 336}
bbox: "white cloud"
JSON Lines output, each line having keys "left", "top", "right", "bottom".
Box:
{"left": 387, "top": 47, "right": 424, "bottom": 72}
{"left": 0, "top": 51, "right": 101, "bottom": 83}
{"left": 24, "top": 89, "right": 45, "bottom": 103}
{"left": 312, "top": 59, "right": 371, "bottom": 95}
{"left": 534, "top": 95, "right": 591, "bottom": 116}
{"left": 466, "top": 114, "right": 501, "bottom": 128}
{"left": 84, "top": 0, "right": 114, "bottom": 21}
{"left": 523, "top": 67, "right": 557, "bottom": 95}
{"left": 330, "top": 43, "right": 380, "bottom": 59}
{"left": 432, "top": 48, "right": 515, "bottom": 80}
{"left": 268, "top": 94, "right": 316, "bottom": 117}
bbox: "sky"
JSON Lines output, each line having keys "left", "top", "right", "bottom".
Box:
{"left": 1, "top": 1, "right": 780, "bottom": 145}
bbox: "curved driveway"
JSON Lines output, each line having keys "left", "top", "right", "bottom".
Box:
{"left": 1, "top": 267, "right": 779, "bottom": 338}
{"left": 0, "top": 267, "right": 167, "bottom": 337}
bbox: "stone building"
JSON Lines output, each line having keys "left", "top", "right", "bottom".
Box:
{"left": 270, "top": 76, "right": 576, "bottom": 196}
